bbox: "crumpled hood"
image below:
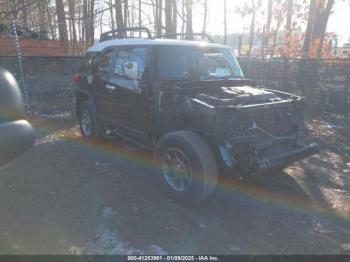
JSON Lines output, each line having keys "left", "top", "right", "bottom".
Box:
{"left": 193, "top": 85, "right": 282, "bottom": 107}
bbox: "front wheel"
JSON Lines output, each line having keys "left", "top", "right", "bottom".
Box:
{"left": 154, "top": 131, "right": 218, "bottom": 204}
{"left": 79, "top": 101, "right": 103, "bottom": 140}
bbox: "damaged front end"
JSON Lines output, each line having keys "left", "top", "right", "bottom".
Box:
{"left": 182, "top": 80, "right": 319, "bottom": 174}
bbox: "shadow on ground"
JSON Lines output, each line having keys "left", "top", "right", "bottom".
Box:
{"left": 0, "top": 118, "right": 349, "bottom": 255}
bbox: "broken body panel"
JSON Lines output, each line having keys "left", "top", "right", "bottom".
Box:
{"left": 158, "top": 79, "right": 318, "bottom": 174}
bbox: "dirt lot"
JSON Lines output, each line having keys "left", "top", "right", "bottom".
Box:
{"left": 0, "top": 117, "right": 349, "bottom": 255}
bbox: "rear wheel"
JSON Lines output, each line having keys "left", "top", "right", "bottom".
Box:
{"left": 154, "top": 131, "right": 218, "bottom": 204}
{"left": 79, "top": 101, "right": 103, "bottom": 140}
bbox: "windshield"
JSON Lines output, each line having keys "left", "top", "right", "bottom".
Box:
{"left": 157, "top": 45, "right": 244, "bottom": 80}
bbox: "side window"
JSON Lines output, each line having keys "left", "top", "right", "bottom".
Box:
{"left": 111, "top": 47, "right": 149, "bottom": 93}
{"left": 97, "top": 51, "right": 113, "bottom": 73}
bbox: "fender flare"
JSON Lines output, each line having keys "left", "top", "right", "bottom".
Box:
{"left": 75, "top": 89, "right": 97, "bottom": 117}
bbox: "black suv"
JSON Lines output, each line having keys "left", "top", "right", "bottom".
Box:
{"left": 75, "top": 28, "right": 318, "bottom": 204}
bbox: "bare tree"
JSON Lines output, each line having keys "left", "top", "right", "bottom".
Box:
{"left": 46, "top": 0, "right": 56, "bottom": 40}
{"left": 38, "top": 0, "right": 48, "bottom": 32}
{"left": 248, "top": 0, "right": 256, "bottom": 57}
{"left": 185, "top": 0, "right": 193, "bottom": 40}
{"left": 156, "top": 0, "right": 163, "bottom": 37}
{"left": 223, "top": 0, "right": 227, "bottom": 44}
{"left": 235, "top": 0, "right": 259, "bottom": 56}
{"left": 266, "top": 0, "right": 273, "bottom": 37}
{"left": 20, "top": 0, "right": 29, "bottom": 29}
{"left": 115, "top": 0, "right": 124, "bottom": 30}
{"left": 68, "top": 0, "right": 77, "bottom": 54}
{"left": 202, "top": 0, "right": 207, "bottom": 34}
{"left": 315, "top": 0, "right": 335, "bottom": 58}
{"left": 165, "top": 0, "right": 177, "bottom": 36}
{"left": 303, "top": 0, "right": 335, "bottom": 58}
{"left": 82, "top": 0, "right": 87, "bottom": 47}
{"left": 89, "top": 0, "right": 94, "bottom": 44}
{"left": 109, "top": 0, "right": 115, "bottom": 32}
{"left": 56, "top": 0, "right": 69, "bottom": 52}
{"left": 124, "top": 0, "right": 128, "bottom": 27}
{"left": 286, "top": 0, "right": 293, "bottom": 37}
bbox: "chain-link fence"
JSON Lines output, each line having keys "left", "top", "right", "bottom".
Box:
{"left": 1, "top": 56, "right": 350, "bottom": 121}
{"left": 0, "top": 56, "right": 81, "bottom": 117}
{"left": 238, "top": 57, "right": 350, "bottom": 120}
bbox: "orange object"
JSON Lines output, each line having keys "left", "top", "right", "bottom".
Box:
{"left": 0, "top": 36, "right": 67, "bottom": 56}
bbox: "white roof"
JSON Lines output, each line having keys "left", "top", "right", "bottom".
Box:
{"left": 87, "top": 38, "right": 230, "bottom": 52}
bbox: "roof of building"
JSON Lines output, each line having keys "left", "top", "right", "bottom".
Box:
{"left": 87, "top": 38, "right": 230, "bottom": 52}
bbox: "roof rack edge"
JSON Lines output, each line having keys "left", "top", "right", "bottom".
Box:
{"left": 159, "top": 33, "right": 215, "bottom": 44}
{"left": 100, "top": 27, "right": 152, "bottom": 42}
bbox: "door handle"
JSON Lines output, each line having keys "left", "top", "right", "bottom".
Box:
{"left": 106, "top": 84, "right": 116, "bottom": 91}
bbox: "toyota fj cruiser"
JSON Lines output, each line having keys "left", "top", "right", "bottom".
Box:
{"left": 75, "top": 28, "right": 318, "bottom": 204}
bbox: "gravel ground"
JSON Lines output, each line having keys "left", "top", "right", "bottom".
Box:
{"left": 0, "top": 117, "right": 349, "bottom": 255}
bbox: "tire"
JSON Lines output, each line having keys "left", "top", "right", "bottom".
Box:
{"left": 79, "top": 101, "right": 103, "bottom": 140}
{"left": 154, "top": 131, "right": 218, "bottom": 204}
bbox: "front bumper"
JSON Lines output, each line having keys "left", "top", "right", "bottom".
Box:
{"left": 250, "top": 143, "right": 319, "bottom": 173}
{"left": 0, "top": 120, "right": 35, "bottom": 165}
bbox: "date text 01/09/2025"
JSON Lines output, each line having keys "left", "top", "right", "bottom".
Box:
{"left": 127, "top": 255, "right": 220, "bottom": 261}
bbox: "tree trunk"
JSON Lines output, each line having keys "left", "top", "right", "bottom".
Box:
{"left": 85, "top": 0, "right": 91, "bottom": 45}
{"left": 156, "top": 0, "right": 163, "bottom": 37}
{"left": 124, "top": 0, "right": 129, "bottom": 28}
{"left": 109, "top": 0, "right": 115, "bottom": 33}
{"left": 286, "top": 0, "right": 293, "bottom": 35}
{"left": 266, "top": 0, "right": 273, "bottom": 40}
{"left": 139, "top": 0, "right": 142, "bottom": 33}
{"left": 202, "top": 0, "right": 207, "bottom": 34}
{"left": 89, "top": 0, "right": 95, "bottom": 45}
{"left": 69, "top": 0, "right": 78, "bottom": 54}
{"left": 38, "top": 0, "right": 48, "bottom": 32}
{"left": 56, "top": 0, "right": 69, "bottom": 53}
{"left": 172, "top": 0, "right": 177, "bottom": 35}
{"left": 165, "top": 0, "right": 177, "bottom": 37}
{"left": 46, "top": 0, "right": 56, "bottom": 40}
{"left": 248, "top": 0, "right": 256, "bottom": 57}
{"left": 185, "top": 0, "right": 193, "bottom": 40}
{"left": 315, "top": 0, "right": 335, "bottom": 58}
{"left": 303, "top": 0, "right": 317, "bottom": 58}
{"left": 115, "top": 0, "right": 124, "bottom": 31}
{"left": 181, "top": 0, "right": 185, "bottom": 35}
{"left": 20, "top": 0, "right": 29, "bottom": 29}
{"left": 223, "top": 0, "right": 227, "bottom": 44}
{"left": 165, "top": 0, "right": 172, "bottom": 36}
{"left": 303, "top": 0, "right": 334, "bottom": 58}
{"left": 82, "top": 0, "right": 88, "bottom": 48}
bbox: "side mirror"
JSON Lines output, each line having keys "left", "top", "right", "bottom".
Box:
{"left": 123, "top": 62, "right": 138, "bottom": 80}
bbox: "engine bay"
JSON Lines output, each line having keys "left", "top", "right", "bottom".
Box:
{"left": 193, "top": 86, "right": 283, "bottom": 107}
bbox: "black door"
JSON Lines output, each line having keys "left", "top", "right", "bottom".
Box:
{"left": 92, "top": 49, "right": 116, "bottom": 122}
{"left": 107, "top": 46, "right": 153, "bottom": 143}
